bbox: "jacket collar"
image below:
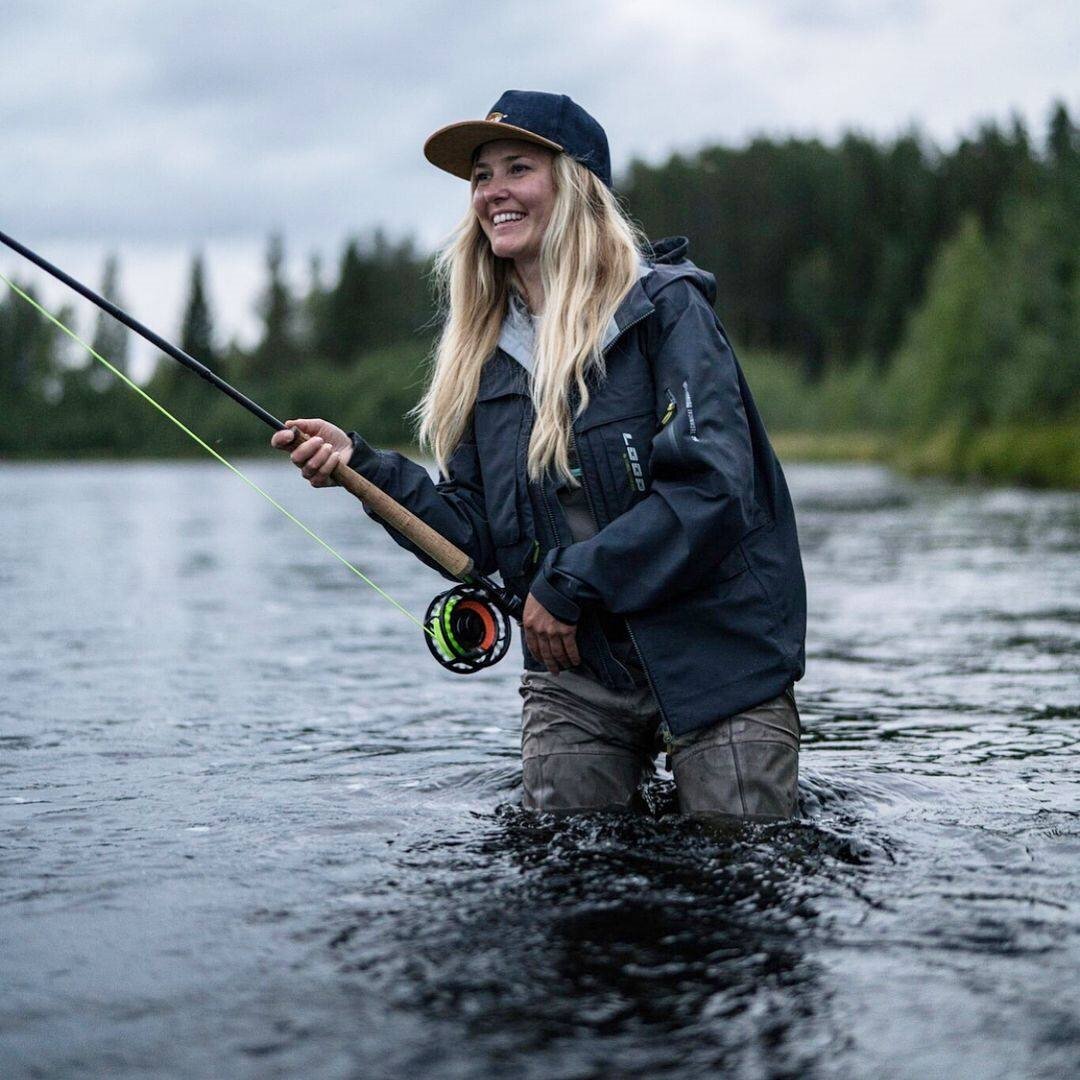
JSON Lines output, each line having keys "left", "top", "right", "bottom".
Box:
{"left": 608, "top": 273, "right": 656, "bottom": 347}
{"left": 478, "top": 346, "right": 530, "bottom": 400}
{"left": 480, "top": 278, "right": 657, "bottom": 402}
{"left": 496, "top": 262, "right": 655, "bottom": 371}
{"left": 496, "top": 290, "right": 537, "bottom": 371}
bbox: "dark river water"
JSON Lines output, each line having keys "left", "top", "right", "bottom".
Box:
{"left": 2, "top": 460, "right": 1078, "bottom": 1079}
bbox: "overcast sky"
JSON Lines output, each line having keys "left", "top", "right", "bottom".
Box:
{"left": 2, "top": 0, "right": 1077, "bottom": 373}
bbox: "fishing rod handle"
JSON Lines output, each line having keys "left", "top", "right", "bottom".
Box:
{"left": 287, "top": 427, "right": 475, "bottom": 580}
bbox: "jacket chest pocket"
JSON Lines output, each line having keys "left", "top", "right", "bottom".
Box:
{"left": 572, "top": 342, "right": 658, "bottom": 522}
{"left": 576, "top": 410, "right": 657, "bottom": 523}
{"left": 474, "top": 389, "right": 530, "bottom": 547}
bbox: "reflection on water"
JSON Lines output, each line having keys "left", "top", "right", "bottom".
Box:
{"left": 1, "top": 461, "right": 1078, "bottom": 1079}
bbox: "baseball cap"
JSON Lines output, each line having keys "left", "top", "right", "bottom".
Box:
{"left": 424, "top": 90, "right": 612, "bottom": 188}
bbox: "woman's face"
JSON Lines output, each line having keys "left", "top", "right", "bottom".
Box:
{"left": 471, "top": 139, "right": 556, "bottom": 265}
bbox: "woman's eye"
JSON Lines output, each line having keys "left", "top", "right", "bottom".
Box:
{"left": 510, "top": 163, "right": 529, "bottom": 174}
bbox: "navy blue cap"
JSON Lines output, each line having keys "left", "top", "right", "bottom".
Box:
{"left": 424, "top": 90, "right": 612, "bottom": 188}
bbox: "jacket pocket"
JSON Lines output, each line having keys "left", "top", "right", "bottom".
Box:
{"left": 474, "top": 389, "right": 527, "bottom": 546}
{"left": 579, "top": 411, "right": 655, "bottom": 521}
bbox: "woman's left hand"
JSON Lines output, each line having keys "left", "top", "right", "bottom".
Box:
{"left": 523, "top": 593, "right": 580, "bottom": 674}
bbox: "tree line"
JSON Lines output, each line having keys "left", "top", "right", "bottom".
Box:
{"left": 2, "top": 100, "right": 1077, "bottom": 485}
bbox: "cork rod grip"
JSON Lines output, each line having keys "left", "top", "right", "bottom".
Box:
{"left": 289, "top": 428, "right": 474, "bottom": 581}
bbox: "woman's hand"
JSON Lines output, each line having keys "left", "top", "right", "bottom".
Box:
{"left": 270, "top": 418, "right": 352, "bottom": 488}
{"left": 523, "top": 593, "right": 580, "bottom": 674}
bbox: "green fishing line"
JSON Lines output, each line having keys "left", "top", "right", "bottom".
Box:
{"left": 0, "top": 271, "right": 428, "bottom": 634}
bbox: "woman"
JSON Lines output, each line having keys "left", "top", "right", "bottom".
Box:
{"left": 272, "top": 91, "right": 807, "bottom": 820}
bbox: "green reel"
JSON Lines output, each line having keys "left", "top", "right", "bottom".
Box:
{"left": 424, "top": 583, "right": 515, "bottom": 673}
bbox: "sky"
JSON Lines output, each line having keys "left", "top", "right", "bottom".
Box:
{"left": 2, "top": 0, "right": 1077, "bottom": 377}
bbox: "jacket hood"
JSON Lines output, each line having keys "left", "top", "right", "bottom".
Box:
{"left": 645, "top": 235, "right": 690, "bottom": 264}
{"left": 643, "top": 236, "right": 717, "bottom": 305}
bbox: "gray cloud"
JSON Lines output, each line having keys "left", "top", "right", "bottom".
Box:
{"left": 5, "top": 0, "right": 1075, "bottom": 249}
{"left": 1, "top": 0, "right": 1076, "bottom": 354}
{"left": 770, "top": 0, "right": 927, "bottom": 32}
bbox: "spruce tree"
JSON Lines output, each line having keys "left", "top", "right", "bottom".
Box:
{"left": 90, "top": 254, "right": 128, "bottom": 381}
{"left": 1047, "top": 101, "right": 1078, "bottom": 168}
{"left": 179, "top": 253, "right": 216, "bottom": 367}
{"left": 252, "top": 233, "right": 299, "bottom": 375}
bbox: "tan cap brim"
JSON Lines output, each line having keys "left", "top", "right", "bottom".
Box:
{"left": 424, "top": 120, "right": 563, "bottom": 181}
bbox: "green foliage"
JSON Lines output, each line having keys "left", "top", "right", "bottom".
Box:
{"left": 733, "top": 351, "right": 808, "bottom": 431}
{"left": 272, "top": 343, "right": 430, "bottom": 448}
{"left": 311, "top": 231, "right": 434, "bottom": 367}
{"left": 1048, "top": 102, "right": 1079, "bottom": 168}
{"left": 133, "top": 252, "right": 225, "bottom": 452}
{"left": 884, "top": 190, "right": 1079, "bottom": 437}
{"left": 883, "top": 214, "right": 1001, "bottom": 431}
{"left": 895, "top": 421, "right": 1080, "bottom": 488}
{"left": 739, "top": 351, "right": 889, "bottom": 435}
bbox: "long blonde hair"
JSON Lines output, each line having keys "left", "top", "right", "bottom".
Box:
{"left": 415, "top": 154, "right": 645, "bottom": 483}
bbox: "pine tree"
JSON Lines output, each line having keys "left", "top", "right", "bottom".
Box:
{"left": 324, "top": 238, "right": 368, "bottom": 365}
{"left": 1047, "top": 101, "right": 1078, "bottom": 168}
{"left": 89, "top": 254, "right": 128, "bottom": 382}
{"left": 179, "top": 253, "right": 216, "bottom": 367}
{"left": 252, "top": 233, "right": 299, "bottom": 375}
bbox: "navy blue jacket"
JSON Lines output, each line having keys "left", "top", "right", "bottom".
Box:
{"left": 349, "top": 238, "right": 806, "bottom": 735}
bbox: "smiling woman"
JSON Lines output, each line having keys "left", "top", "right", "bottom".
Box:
{"left": 270, "top": 90, "right": 808, "bottom": 821}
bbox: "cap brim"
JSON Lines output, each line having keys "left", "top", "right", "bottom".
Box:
{"left": 424, "top": 120, "right": 563, "bottom": 181}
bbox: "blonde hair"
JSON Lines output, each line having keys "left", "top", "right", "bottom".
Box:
{"left": 415, "top": 154, "right": 645, "bottom": 483}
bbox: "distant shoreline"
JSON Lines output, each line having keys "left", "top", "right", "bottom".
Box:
{"left": 4, "top": 425, "right": 1078, "bottom": 490}
{"left": 771, "top": 424, "right": 1080, "bottom": 490}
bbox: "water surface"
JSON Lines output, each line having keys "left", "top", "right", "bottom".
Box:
{"left": 2, "top": 461, "right": 1078, "bottom": 1078}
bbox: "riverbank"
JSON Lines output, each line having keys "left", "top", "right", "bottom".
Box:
{"left": 771, "top": 421, "right": 1080, "bottom": 490}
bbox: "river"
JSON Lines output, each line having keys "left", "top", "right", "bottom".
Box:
{"left": 2, "top": 460, "right": 1078, "bottom": 1079}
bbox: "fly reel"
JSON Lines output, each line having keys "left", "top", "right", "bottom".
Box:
{"left": 423, "top": 582, "right": 518, "bottom": 674}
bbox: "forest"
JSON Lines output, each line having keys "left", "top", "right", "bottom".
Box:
{"left": 2, "top": 101, "right": 1077, "bottom": 487}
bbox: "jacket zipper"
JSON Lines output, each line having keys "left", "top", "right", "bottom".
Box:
{"left": 522, "top": 391, "right": 561, "bottom": 552}
{"left": 623, "top": 619, "right": 667, "bottom": 727}
{"left": 602, "top": 308, "right": 667, "bottom": 717}
{"left": 568, "top": 429, "right": 634, "bottom": 686}
{"left": 569, "top": 307, "right": 660, "bottom": 695}
{"left": 532, "top": 305, "right": 662, "bottom": 694}
{"left": 539, "top": 479, "right": 562, "bottom": 549}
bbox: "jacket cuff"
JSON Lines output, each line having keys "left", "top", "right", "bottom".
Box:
{"left": 530, "top": 560, "right": 583, "bottom": 625}
{"left": 346, "top": 431, "right": 381, "bottom": 477}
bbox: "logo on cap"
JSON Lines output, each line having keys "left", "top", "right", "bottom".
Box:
{"left": 485, "top": 112, "right": 506, "bottom": 123}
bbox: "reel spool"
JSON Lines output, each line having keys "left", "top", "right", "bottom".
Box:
{"left": 423, "top": 584, "right": 513, "bottom": 674}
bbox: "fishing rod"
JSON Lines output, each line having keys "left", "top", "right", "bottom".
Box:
{"left": 0, "top": 227, "right": 521, "bottom": 674}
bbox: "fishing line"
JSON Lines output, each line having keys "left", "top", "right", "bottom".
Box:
{"left": 0, "top": 271, "right": 428, "bottom": 633}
